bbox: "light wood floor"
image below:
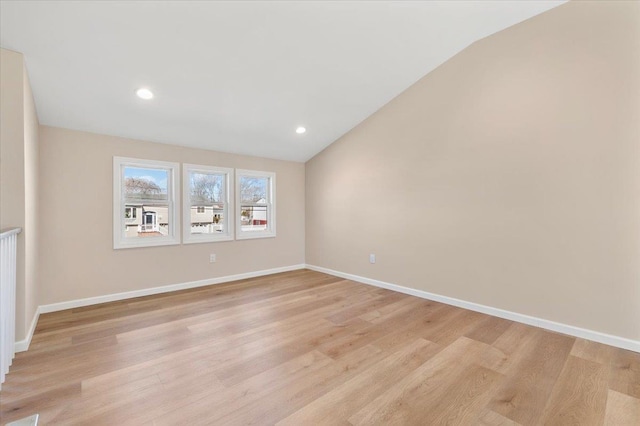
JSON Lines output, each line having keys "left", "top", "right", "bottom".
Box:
{"left": 1, "top": 270, "right": 638, "bottom": 425}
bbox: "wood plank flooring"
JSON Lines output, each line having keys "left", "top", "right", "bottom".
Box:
{"left": 0, "top": 269, "right": 638, "bottom": 425}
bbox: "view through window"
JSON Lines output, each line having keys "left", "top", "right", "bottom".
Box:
{"left": 183, "top": 164, "right": 233, "bottom": 243}
{"left": 114, "top": 157, "right": 178, "bottom": 249}
{"left": 236, "top": 170, "right": 275, "bottom": 239}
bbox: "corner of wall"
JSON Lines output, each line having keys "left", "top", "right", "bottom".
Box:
{"left": 22, "top": 59, "right": 41, "bottom": 346}
{"left": 0, "top": 47, "right": 41, "bottom": 344}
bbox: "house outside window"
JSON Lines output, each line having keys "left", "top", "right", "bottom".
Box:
{"left": 183, "top": 164, "right": 234, "bottom": 243}
{"left": 113, "top": 157, "right": 179, "bottom": 249}
{"left": 236, "top": 169, "right": 276, "bottom": 239}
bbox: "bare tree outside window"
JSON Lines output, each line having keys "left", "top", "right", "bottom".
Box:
{"left": 190, "top": 173, "right": 223, "bottom": 203}
{"left": 125, "top": 177, "right": 162, "bottom": 196}
{"left": 240, "top": 177, "right": 267, "bottom": 203}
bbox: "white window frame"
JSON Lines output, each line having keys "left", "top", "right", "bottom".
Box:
{"left": 113, "top": 157, "right": 180, "bottom": 249}
{"left": 124, "top": 206, "right": 137, "bottom": 219}
{"left": 236, "top": 169, "right": 276, "bottom": 240}
{"left": 183, "top": 164, "right": 234, "bottom": 244}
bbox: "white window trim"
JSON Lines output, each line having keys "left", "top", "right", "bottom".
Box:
{"left": 124, "top": 206, "right": 137, "bottom": 219}
{"left": 236, "top": 169, "right": 276, "bottom": 240}
{"left": 183, "top": 164, "right": 234, "bottom": 244}
{"left": 113, "top": 157, "right": 180, "bottom": 249}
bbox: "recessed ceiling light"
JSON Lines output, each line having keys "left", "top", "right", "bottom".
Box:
{"left": 136, "top": 88, "right": 154, "bottom": 100}
{"left": 296, "top": 126, "right": 306, "bottom": 134}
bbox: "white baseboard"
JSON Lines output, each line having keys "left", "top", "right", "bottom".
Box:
{"left": 38, "top": 264, "right": 306, "bottom": 315}
{"left": 20, "top": 263, "right": 639, "bottom": 354}
{"left": 305, "top": 264, "right": 640, "bottom": 353}
{"left": 15, "top": 308, "right": 40, "bottom": 352}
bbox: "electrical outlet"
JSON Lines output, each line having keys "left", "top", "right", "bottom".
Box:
{"left": 369, "top": 254, "right": 376, "bottom": 264}
{"left": 209, "top": 254, "right": 216, "bottom": 263}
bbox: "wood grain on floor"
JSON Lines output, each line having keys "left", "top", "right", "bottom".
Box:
{"left": 0, "top": 269, "right": 638, "bottom": 425}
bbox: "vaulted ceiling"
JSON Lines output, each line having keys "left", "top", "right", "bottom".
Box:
{"left": 0, "top": 1, "right": 565, "bottom": 162}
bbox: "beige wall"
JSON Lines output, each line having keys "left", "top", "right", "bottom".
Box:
{"left": 39, "top": 126, "right": 305, "bottom": 305}
{"left": 23, "top": 65, "right": 39, "bottom": 336}
{"left": 306, "top": 1, "right": 640, "bottom": 341}
{"left": 0, "top": 48, "right": 39, "bottom": 341}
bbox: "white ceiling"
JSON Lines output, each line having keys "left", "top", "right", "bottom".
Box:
{"left": 0, "top": 1, "right": 565, "bottom": 162}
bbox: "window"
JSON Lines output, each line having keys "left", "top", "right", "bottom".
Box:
{"left": 124, "top": 207, "right": 137, "bottom": 219}
{"left": 183, "top": 164, "right": 233, "bottom": 243}
{"left": 113, "top": 157, "right": 179, "bottom": 249}
{"left": 236, "top": 169, "right": 275, "bottom": 239}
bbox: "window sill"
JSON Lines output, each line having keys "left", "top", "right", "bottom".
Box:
{"left": 113, "top": 237, "right": 180, "bottom": 250}
{"left": 235, "top": 232, "right": 276, "bottom": 240}
{"left": 183, "top": 235, "right": 234, "bottom": 244}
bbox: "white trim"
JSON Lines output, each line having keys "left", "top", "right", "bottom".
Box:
{"left": 39, "top": 264, "right": 305, "bottom": 314}
{"left": 0, "top": 227, "right": 22, "bottom": 239}
{"left": 235, "top": 169, "right": 276, "bottom": 240}
{"left": 23, "top": 263, "right": 638, "bottom": 354}
{"left": 305, "top": 264, "right": 640, "bottom": 353}
{"left": 183, "top": 164, "right": 234, "bottom": 244}
{"left": 15, "top": 308, "right": 40, "bottom": 352}
{"left": 113, "top": 156, "right": 181, "bottom": 249}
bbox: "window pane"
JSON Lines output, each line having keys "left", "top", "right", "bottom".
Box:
{"left": 236, "top": 170, "right": 275, "bottom": 239}
{"left": 189, "top": 171, "right": 226, "bottom": 235}
{"left": 240, "top": 176, "right": 268, "bottom": 203}
{"left": 190, "top": 172, "right": 224, "bottom": 204}
{"left": 240, "top": 205, "right": 268, "bottom": 232}
{"left": 123, "top": 204, "right": 171, "bottom": 238}
{"left": 123, "top": 167, "right": 170, "bottom": 239}
{"left": 124, "top": 167, "right": 168, "bottom": 202}
{"left": 190, "top": 204, "right": 226, "bottom": 235}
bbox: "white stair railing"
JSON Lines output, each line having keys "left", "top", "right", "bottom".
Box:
{"left": 0, "top": 227, "right": 21, "bottom": 391}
